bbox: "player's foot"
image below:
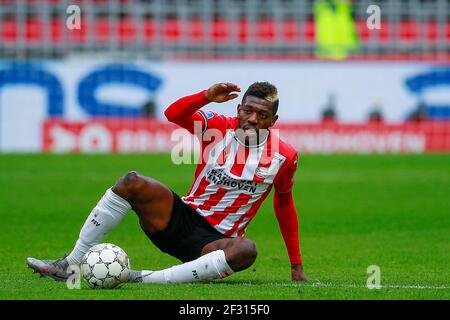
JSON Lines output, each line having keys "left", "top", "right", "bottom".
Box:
{"left": 26, "top": 256, "right": 72, "bottom": 282}
{"left": 128, "top": 270, "right": 154, "bottom": 283}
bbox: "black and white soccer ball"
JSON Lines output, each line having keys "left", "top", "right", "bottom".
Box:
{"left": 81, "top": 243, "right": 131, "bottom": 289}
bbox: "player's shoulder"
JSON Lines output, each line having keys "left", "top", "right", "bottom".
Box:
{"left": 198, "top": 110, "right": 220, "bottom": 122}
{"left": 199, "top": 111, "right": 238, "bottom": 131}
{"left": 200, "top": 111, "right": 236, "bottom": 125}
{"left": 271, "top": 131, "right": 298, "bottom": 163}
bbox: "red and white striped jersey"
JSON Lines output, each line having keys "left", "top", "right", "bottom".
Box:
{"left": 182, "top": 110, "right": 299, "bottom": 237}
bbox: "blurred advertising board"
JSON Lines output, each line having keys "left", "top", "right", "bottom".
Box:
{"left": 42, "top": 119, "right": 450, "bottom": 154}
{"left": 1, "top": 60, "right": 449, "bottom": 152}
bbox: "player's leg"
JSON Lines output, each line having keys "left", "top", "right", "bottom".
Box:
{"left": 128, "top": 192, "right": 258, "bottom": 284}
{"left": 111, "top": 171, "right": 174, "bottom": 233}
{"left": 26, "top": 171, "right": 174, "bottom": 281}
{"left": 131, "top": 237, "right": 257, "bottom": 284}
{"left": 65, "top": 171, "right": 174, "bottom": 265}
{"left": 201, "top": 237, "right": 257, "bottom": 272}
{"left": 26, "top": 185, "right": 133, "bottom": 281}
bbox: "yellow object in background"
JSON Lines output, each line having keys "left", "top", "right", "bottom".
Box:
{"left": 315, "top": 0, "right": 360, "bottom": 60}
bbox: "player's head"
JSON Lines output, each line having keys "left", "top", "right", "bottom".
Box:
{"left": 236, "top": 82, "right": 279, "bottom": 145}
{"left": 238, "top": 82, "right": 279, "bottom": 127}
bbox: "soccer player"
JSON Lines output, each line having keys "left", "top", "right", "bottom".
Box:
{"left": 27, "top": 82, "right": 307, "bottom": 283}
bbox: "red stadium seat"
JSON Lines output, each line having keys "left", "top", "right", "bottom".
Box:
{"left": 237, "top": 19, "right": 249, "bottom": 44}
{"left": 188, "top": 18, "right": 204, "bottom": 43}
{"left": 400, "top": 20, "right": 419, "bottom": 42}
{"left": 1, "top": 19, "right": 16, "bottom": 43}
{"left": 282, "top": 19, "right": 300, "bottom": 43}
{"left": 163, "top": 19, "right": 181, "bottom": 43}
{"left": 118, "top": 18, "right": 136, "bottom": 44}
{"left": 256, "top": 19, "right": 276, "bottom": 43}
{"left": 212, "top": 19, "right": 230, "bottom": 43}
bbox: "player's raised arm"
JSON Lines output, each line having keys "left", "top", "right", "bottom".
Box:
{"left": 164, "top": 83, "right": 240, "bottom": 133}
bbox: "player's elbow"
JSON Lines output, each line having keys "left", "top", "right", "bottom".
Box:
{"left": 164, "top": 108, "right": 175, "bottom": 122}
{"left": 274, "top": 190, "right": 293, "bottom": 202}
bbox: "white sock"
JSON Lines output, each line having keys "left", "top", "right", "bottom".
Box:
{"left": 140, "top": 250, "right": 234, "bottom": 284}
{"left": 66, "top": 188, "right": 131, "bottom": 265}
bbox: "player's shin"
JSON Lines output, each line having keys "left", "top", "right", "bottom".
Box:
{"left": 65, "top": 188, "right": 131, "bottom": 266}
{"left": 138, "top": 250, "right": 234, "bottom": 284}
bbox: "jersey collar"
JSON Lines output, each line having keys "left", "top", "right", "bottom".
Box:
{"left": 231, "top": 129, "right": 270, "bottom": 149}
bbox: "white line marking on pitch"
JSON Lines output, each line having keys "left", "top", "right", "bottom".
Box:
{"left": 221, "top": 282, "right": 450, "bottom": 290}
{"left": 309, "top": 283, "right": 450, "bottom": 290}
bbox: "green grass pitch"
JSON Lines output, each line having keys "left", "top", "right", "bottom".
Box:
{"left": 0, "top": 154, "right": 449, "bottom": 300}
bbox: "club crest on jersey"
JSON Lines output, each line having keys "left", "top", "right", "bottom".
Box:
{"left": 255, "top": 153, "right": 286, "bottom": 179}
{"left": 255, "top": 167, "right": 269, "bottom": 179}
{"left": 274, "top": 152, "right": 285, "bottom": 163}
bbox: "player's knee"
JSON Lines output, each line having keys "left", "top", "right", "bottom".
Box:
{"left": 114, "top": 171, "right": 145, "bottom": 198}
{"left": 241, "top": 238, "right": 258, "bottom": 266}
{"left": 227, "top": 238, "right": 257, "bottom": 272}
{"left": 123, "top": 171, "right": 139, "bottom": 184}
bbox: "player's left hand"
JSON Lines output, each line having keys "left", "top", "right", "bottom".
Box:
{"left": 291, "top": 264, "right": 308, "bottom": 282}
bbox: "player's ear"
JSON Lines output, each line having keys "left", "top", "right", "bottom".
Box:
{"left": 237, "top": 104, "right": 241, "bottom": 115}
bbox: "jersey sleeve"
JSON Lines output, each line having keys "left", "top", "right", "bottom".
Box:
{"left": 274, "top": 153, "right": 298, "bottom": 194}
{"left": 197, "top": 110, "right": 229, "bottom": 135}
{"left": 164, "top": 90, "right": 211, "bottom": 134}
{"left": 273, "top": 191, "right": 303, "bottom": 265}
{"left": 164, "top": 90, "right": 231, "bottom": 135}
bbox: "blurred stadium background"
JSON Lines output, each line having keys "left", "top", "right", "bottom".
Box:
{"left": 1, "top": 1, "right": 450, "bottom": 300}
{"left": 1, "top": 0, "right": 449, "bottom": 154}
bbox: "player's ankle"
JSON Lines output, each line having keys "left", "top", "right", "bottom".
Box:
{"left": 128, "top": 270, "right": 144, "bottom": 283}
{"left": 66, "top": 254, "right": 81, "bottom": 266}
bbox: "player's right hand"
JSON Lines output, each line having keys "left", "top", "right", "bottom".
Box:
{"left": 205, "top": 82, "right": 241, "bottom": 103}
{"left": 291, "top": 264, "right": 308, "bottom": 282}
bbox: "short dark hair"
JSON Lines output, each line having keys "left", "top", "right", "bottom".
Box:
{"left": 242, "top": 82, "right": 279, "bottom": 115}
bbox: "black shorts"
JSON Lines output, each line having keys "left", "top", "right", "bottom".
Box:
{"left": 144, "top": 192, "right": 229, "bottom": 263}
